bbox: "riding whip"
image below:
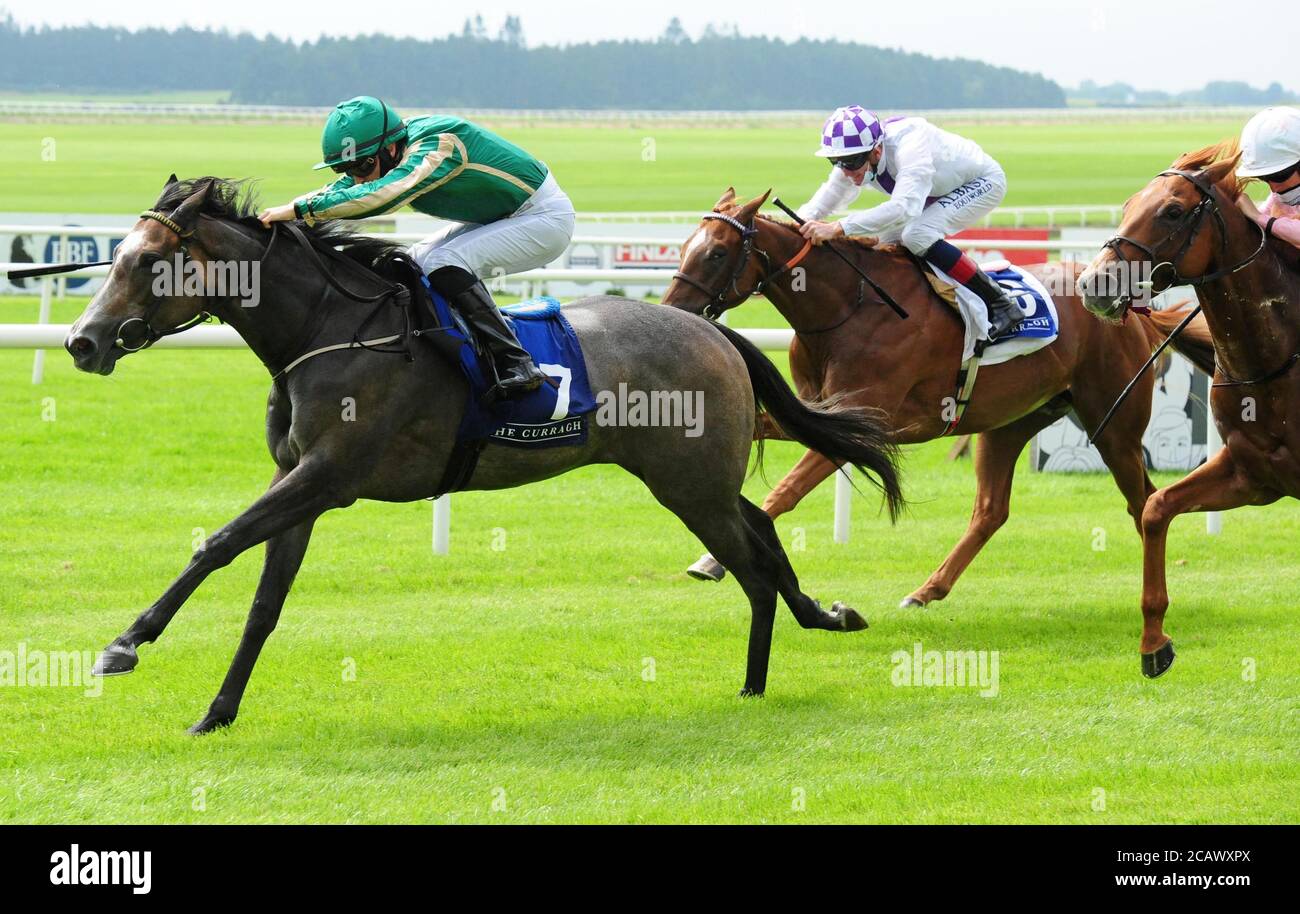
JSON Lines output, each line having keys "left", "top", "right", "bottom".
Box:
{"left": 8, "top": 261, "right": 112, "bottom": 280}
{"left": 1088, "top": 303, "right": 1203, "bottom": 445}
{"left": 770, "top": 198, "right": 908, "bottom": 320}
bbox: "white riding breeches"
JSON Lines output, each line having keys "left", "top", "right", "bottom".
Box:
{"left": 877, "top": 165, "right": 1007, "bottom": 256}
{"left": 407, "top": 172, "right": 577, "bottom": 281}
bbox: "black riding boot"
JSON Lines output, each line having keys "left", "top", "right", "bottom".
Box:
{"left": 962, "top": 268, "right": 1025, "bottom": 341}
{"left": 428, "top": 267, "right": 546, "bottom": 398}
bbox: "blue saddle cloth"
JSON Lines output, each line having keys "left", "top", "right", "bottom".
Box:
{"left": 985, "top": 264, "right": 1057, "bottom": 344}
{"left": 421, "top": 279, "right": 595, "bottom": 449}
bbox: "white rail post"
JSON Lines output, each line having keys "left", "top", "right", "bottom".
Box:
{"left": 31, "top": 277, "right": 52, "bottom": 384}
{"left": 432, "top": 495, "right": 451, "bottom": 555}
{"left": 1206, "top": 418, "right": 1223, "bottom": 535}
{"left": 56, "top": 233, "right": 67, "bottom": 300}
{"left": 833, "top": 465, "right": 852, "bottom": 544}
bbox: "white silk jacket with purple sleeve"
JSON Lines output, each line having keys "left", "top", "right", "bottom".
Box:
{"left": 798, "top": 116, "right": 1000, "bottom": 238}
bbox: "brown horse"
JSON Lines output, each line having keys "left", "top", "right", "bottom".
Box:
{"left": 663, "top": 188, "right": 1214, "bottom": 608}
{"left": 1078, "top": 140, "right": 1300, "bottom": 678}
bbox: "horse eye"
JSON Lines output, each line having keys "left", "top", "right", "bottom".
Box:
{"left": 1162, "top": 205, "right": 1184, "bottom": 221}
{"left": 706, "top": 247, "right": 726, "bottom": 259}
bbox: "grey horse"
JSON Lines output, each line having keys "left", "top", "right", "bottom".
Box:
{"left": 63, "top": 177, "right": 904, "bottom": 734}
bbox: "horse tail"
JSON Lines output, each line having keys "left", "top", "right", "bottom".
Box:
{"left": 710, "top": 321, "right": 904, "bottom": 522}
{"left": 1137, "top": 300, "right": 1217, "bottom": 375}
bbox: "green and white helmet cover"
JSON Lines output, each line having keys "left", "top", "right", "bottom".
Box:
{"left": 314, "top": 96, "right": 409, "bottom": 170}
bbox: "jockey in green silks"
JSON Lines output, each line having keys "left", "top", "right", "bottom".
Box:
{"left": 259, "top": 96, "right": 576, "bottom": 398}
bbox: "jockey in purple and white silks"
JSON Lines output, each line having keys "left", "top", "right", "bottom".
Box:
{"left": 797, "top": 106, "right": 1024, "bottom": 339}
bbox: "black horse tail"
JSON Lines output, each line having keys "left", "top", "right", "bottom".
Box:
{"left": 711, "top": 322, "right": 904, "bottom": 522}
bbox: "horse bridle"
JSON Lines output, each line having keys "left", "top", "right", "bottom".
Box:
{"left": 113, "top": 209, "right": 219, "bottom": 351}
{"left": 1100, "top": 168, "right": 1267, "bottom": 311}
{"left": 115, "top": 204, "right": 412, "bottom": 375}
{"left": 671, "top": 213, "right": 811, "bottom": 319}
{"left": 1093, "top": 167, "right": 1287, "bottom": 421}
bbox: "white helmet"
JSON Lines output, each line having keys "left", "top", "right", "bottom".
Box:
{"left": 1237, "top": 106, "right": 1300, "bottom": 178}
{"left": 815, "top": 106, "right": 883, "bottom": 158}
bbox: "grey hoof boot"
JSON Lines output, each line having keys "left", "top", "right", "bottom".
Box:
{"left": 687, "top": 554, "right": 726, "bottom": 582}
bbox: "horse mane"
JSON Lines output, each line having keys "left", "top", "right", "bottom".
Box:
{"left": 1171, "top": 139, "right": 1247, "bottom": 198}
{"left": 154, "top": 177, "right": 403, "bottom": 272}
{"left": 754, "top": 213, "right": 914, "bottom": 263}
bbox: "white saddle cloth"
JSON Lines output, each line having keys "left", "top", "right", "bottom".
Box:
{"left": 930, "top": 259, "right": 1060, "bottom": 366}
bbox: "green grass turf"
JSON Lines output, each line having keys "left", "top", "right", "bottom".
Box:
{"left": 1, "top": 293, "right": 1297, "bottom": 823}
{"left": 0, "top": 117, "right": 1255, "bottom": 215}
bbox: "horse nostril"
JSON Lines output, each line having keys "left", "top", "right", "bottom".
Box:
{"left": 66, "top": 334, "right": 96, "bottom": 358}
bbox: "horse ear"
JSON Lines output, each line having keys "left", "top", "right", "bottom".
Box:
{"left": 169, "top": 179, "right": 213, "bottom": 234}
{"left": 1203, "top": 153, "right": 1243, "bottom": 196}
{"left": 713, "top": 187, "right": 737, "bottom": 211}
{"left": 153, "top": 174, "right": 181, "bottom": 208}
{"left": 736, "top": 188, "right": 771, "bottom": 221}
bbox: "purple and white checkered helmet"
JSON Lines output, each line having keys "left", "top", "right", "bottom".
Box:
{"left": 814, "top": 106, "right": 883, "bottom": 158}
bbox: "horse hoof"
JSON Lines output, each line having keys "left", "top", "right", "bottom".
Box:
{"left": 687, "top": 554, "right": 726, "bottom": 582}
{"left": 187, "top": 714, "right": 235, "bottom": 735}
{"left": 832, "top": 601, "right": 868, "bottom": 632}
{"left": 92, "top": 644, "right": 138, "bottom": 677}
{"left": 899, "top": 596, "right": 926, "bottom": 609}
{"left": 1141, "top": 640, "right": 1176, "bottom": 679}
{"left": 738, "top": 687, "right": 765, "bottom": 699}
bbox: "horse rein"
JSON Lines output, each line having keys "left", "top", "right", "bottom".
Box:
{"left": 671, "top": 212, "right": 812, "bottom": 319}
{"left": 269, "top": 223, "right": 414, "bottom": 379}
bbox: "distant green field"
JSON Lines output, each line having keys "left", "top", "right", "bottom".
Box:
{"left": 0, "top": 117, "right": 1252, "bottom": 214}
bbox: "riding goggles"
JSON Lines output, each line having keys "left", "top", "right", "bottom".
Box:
{"left": 331, "top": 156, "right": 378, "bottom": 179}
{"left": 832, "top": 151, "right": 872, "bottom": 172}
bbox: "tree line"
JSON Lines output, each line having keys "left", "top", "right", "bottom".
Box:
{"left": 0, "top": 14, "right": 1067, "bottom": 109}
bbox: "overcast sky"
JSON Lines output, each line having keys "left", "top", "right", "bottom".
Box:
{"left": 7, "top": 0, "right": 1289, "bottom": 93}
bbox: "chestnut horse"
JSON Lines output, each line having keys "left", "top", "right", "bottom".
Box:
{"left": 1079, "top": 140, "right": 1299, "bottom": 678}
{"left": 664, "top": 188, "right": 1214, "bottom": 608}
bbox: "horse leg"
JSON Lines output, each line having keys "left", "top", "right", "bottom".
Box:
{"left": 1093, "top": 436, "right": 1157, "bottom": 535}
{"left": 93, "top": 463, "right": 345, "bottom": 676}
{"left": 187, "top": 517, "right": 316, "bottom": 734}
{"left": 737, "top": 498, "right": 866, "bottom": 633}
{"left": 1135, "top": 447, "right": 1273, "bottom": 677}
{"left": 901, "top": 409, "right": 1056, "bottom": 608}
{"left": 1071, "top": 371, "right": 1157, "bottom": 535}
{"left": 687, "top": 448, "right": 837, "bottom": 582}
{"left": 650, "top": 478, "right": 784, "bottom": 694}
